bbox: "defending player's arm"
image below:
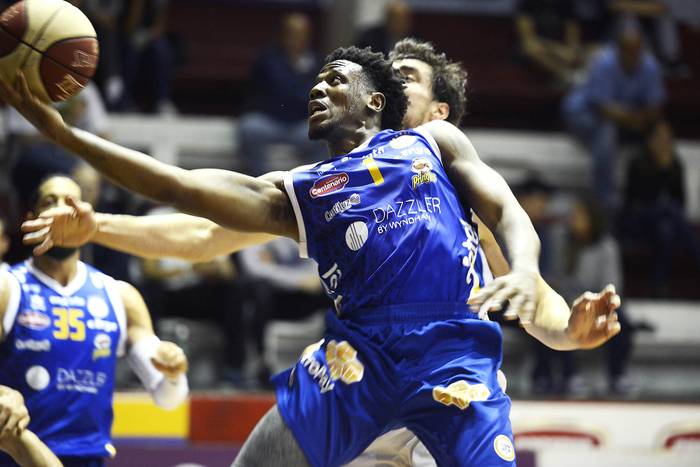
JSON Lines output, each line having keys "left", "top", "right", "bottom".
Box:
{"left": 21, "top": 200, "right": 277, "bottom": 262}
{"left": 0, "top": 74, "right": 296, "bottom": 238}
{"left": 119, "top": 281, "right": 189, "bottom": 409}
{"left": 422, "top": 120, "right": 540, "bottom": 321}
{"left": 0, "top": 429, "right": 63, "bottom": 467}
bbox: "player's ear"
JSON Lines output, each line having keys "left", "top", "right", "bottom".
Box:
{"left": 431, "top": 102, "right": 449, "bottom": 122}
{"left": 368, "top": 92, "right": 386, "bottom": 113}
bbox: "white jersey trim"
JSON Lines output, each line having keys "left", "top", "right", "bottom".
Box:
{"left": 413, "top": 126, "right": 442, "bottom": 163}
{"left": 2, "top": 270, "right": 21, "bottom": 337}
{"left": 283, "top": 169, "right": 310, "bottom": 259}
{"left": 26, "top": 259, "right": 87, "bottom": 297}
{"left": 102, "top": 274, "right": 128, "bottom": 357}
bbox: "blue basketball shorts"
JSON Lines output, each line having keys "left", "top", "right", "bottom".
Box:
{"left": 272, "top": 305, "right": 517, "bottom": 467}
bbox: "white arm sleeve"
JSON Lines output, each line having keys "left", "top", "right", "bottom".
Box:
{"left": 126, "top": 335, "right": 189, "bottom": 409}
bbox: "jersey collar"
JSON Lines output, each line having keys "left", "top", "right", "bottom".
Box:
{"left": 26, "top": 259, "right": 88, "bottom": 297}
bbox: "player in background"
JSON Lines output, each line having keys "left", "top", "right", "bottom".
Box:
{"left": 0, "top": 385, "right": 62, "bottom": 467}
{"left": 0, "top": 176, "right": 189, "bottom": 467}
{"left": 1, "top": 46, "right": 620, "bottom": 466}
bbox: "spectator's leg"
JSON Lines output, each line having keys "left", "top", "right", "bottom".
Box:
{"left": 607, "top": 308, "right": 633, "bottom": 393}
{"left": 238, "top": 113, "right": 285, "bottom": 176}
{"left": 531, "top": 341, "right": 554, "bottom": 393}
{"left": 146, "top": 37, "right": 175, "bottom": 113}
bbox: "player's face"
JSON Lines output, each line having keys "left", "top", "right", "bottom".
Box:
{"left": 393, "top": 58, "right": 438, "bottom": 128}
{"left": 308, "top": 60, "right": 367, "bottom": 140}
{"left": 33, "top": 176, "right": 82, "bottom": 217}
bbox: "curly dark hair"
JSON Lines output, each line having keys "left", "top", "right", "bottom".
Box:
{"left": 389, "top": 38, "right": 468, "bottom": 125}
{"left": 324, "top": 46, "right": 407, "bottom": 131}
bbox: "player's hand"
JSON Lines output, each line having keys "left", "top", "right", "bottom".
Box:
{"left": 566, "top": 284, "right": 622, "bottom": 349}
{"left": 22, "top": 197, "right": 98, "bottom": 255}
{"left": 0, "top": 72, "right": 67, "bottom": 142}
{"left": 151, "top": 341, "right": 188, "bottom": 381}
{"left": 0, "top": 386, "right": 30, "bottom": 438}
{"left": 468, "top": 269, "right": 538, "bottom": 324}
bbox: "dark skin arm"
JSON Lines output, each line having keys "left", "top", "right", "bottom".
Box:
{"left": 0, "top": 74, "right": 297, "bottom": 239}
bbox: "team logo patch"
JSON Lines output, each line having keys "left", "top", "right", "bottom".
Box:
{"left": 410, "top": 157, "right": 437, "bottom": 190}
{"left": 325, "top": 193, "right": 361, "bottom": 221}
{"left": 87, "top": 296, "right": 109, "bottom": 319}
{"left": 310, "top": 173, "right": 349, "bottom": 198}
{"left": 345, "top": 221, "right": 368, "bottom": 251}
{"left": 326, "top": 340, "right": 364, "bottom": 384}
{"left": 92, "top": 333, "right": 112, "bottom": 360}
{"left": 389, "top": 134, "right": 417, "bottom": 149}
{"left": 17, "top": 310, "right": 51, "bottom": 331}
{"left": 493, "top": 434, "right": 515, "bottom": 461}
{"left": 432, "top": 380, "right": 490, "bottom": 410}
{"left": 25, "top": 365, "right": 50, "bottom": 391}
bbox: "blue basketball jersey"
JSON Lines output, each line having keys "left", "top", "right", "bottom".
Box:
{"left": 283, "top": 128, "right": 489, "bottom": 317}
{"left": 0, "top": 260, "right": 127, "bottom": 460}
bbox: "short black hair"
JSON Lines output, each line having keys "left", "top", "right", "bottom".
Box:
{"left": 389, "top": 38, "right": 468, "bottom": 125}
{"left": 324, "top": 46, "right": 407, "bottom": 131}
{"left": 28, "top": 174, "right": 74, "bottom": 211}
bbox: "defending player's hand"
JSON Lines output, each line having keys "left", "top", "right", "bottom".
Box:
{"left": 566, "top": 284, "right": 622, "bottom": 349}
{"left": 468, "top": 269, "right": 538, "bottom": 324}
{"left": 151, "top": 341, "right": 188, "bottom": 381}
{"left": 0, "top": 386, "right": 30, "bottom": 438}
{"left": 22, "top": 198, "right": 98, "bottom": 255}
{"left": 0, "top": 72, "right": 67, "bottom": 142}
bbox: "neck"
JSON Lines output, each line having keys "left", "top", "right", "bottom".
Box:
{"left": 326, "top": 126, "right": 380, "bottom": 156}
{"left": 32, "top": 254, "right": 80, "bottom": 286}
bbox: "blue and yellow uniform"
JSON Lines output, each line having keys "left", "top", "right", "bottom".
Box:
{"left": 0, "top": 260, "right": 127, "bottom": 467}
{"left": 275, "top": 128, "right": 516, "bottom": 466}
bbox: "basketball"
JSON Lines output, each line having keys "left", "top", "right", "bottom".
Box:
{"left": 0, "top": 0, "right": 98, "bottom": 103}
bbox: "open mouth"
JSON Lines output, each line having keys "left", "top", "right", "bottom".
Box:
{"left": 308, "top": 100, "right": 327, "bottom": 119}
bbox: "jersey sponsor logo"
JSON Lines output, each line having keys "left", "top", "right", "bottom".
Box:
{"left": 316, "top": 162, "right": 335, "bottom": 175}
{"left": 56, "top": 368, "right": 107, "bottom": 394}
{"left": 401, "top": 146, "right": 432, "bottom": 158}
{"left": 324, "top": 193, "right": 360, "bottom": 222}
{"left": 49, "top": 295, "right": 86, "bottom": 307}
{"left": 345, "top": 221, "right": 368, "bottom": 251}
{"left": 92, "top": 333, "right": 112, "bottom": 361}
{"left": 494, "top": 435, "right": 516, "bottom": 462}
{"left": 90, "top": 273, "right": 105, "bottom": 289}
{"left": 320, "top": 263, "right": 343, "bottom": 313}
{"left": 22, "top": 284, "right": 40, "bottom": 294}
{"left": 25, "top": 365, "right": 50, "bottom": 391}
{"left": 30, "top": 295, "right": 46, "bottom": 311}
{"left": 87, "top": 318, "right": 118, "bottom": 333}
{"left": 310, "top": 173, "right": 349, "bottom": 198}
{"left": 432, "top": 380, "right": 491, "bottom": 410}
{"left": 15, "top": 338, "right": 51, "bottom": 352}
{"left": 373, "top": 196, "right": 442, "bottom": 235}
{"left": 17, "top": 310, "right": 51, "bottom": 331}
{"left": 410, "top": 157, "right": 437, "bottom": 190}
{"left": 87, "top": 296, "right": 109, "bottom": 319}
{"left": 389, "top": 134, "right": 417, "bottom": 149}
{"left": 299, "top": 339, "right": 364, "bottom": 394}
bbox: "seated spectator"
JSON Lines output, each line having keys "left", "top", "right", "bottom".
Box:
{"left": 237, "top": 237, "right": 330, "bottom": 385}
{"left": 622, "top": 120, "right": 700, "bottom": 296}
{"left": 356, "top": 0, "right": 414, "bottom": 55}
{"left": 0, "top": 216, "right": 8, "bottom": 272}
{"left": 562, "top": 22, "right": 666, "bottom": 209}
{"left": 238, "top": 12, "right": 325, "bottom": 176}
{"left": 515, "top": 0, "right": 585, "bottom": 86}
{"left": 119, "top": 0, "right": 176, "bottom": 113}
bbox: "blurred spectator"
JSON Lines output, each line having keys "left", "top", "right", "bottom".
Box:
{"left": 71, "top": 0, "right": 126, "bottom": 108}
{"left": 238, "top": 237, "right": 330, "bottom": 385}
{"left": 547, "top": 195, "right": 632, "bottom": 394}
{"left": 0, "top": 216, "right": 8, "bottom": 272}
{"left": 119, "top": 0, "right": 175, "bottom": 113}
{"left": 622, "top": 120, "right": 700, "bottom": 296}
{"left": 515, "top": 0, "right": 585, "bottom": 86}
{"left": 562, "top": 23, "right": 666, "bottom": 209}
{"left": 356, "top": 0, "right": 414, "bottom": 55}
{"left": 238, "top": 12, "right": 325, "bottom": 176}
{"left": 7, "top": 83, "right": 108, "bottom": 210}
{"left": 139, "top": 206, "right": 248, "bottom": 385}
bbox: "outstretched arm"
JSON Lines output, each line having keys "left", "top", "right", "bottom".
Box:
{"left": 0, "top": 74, "right": 296, "bottom": 238}
{"left": 0, "top": 430, "right": 62, "bottom": 467}
{"left": 422, "top": 120, "right": 540, "bottom": 321}
{"left": 22, "top": 199, "right": 277, "bottom": 262}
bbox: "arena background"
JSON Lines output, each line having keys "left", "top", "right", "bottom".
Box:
{"left": 1, "top": 0, "right": 699, "bottom": 466}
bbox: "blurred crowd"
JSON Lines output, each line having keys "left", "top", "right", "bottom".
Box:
{"left": 0, "top": 0, "right": 699, "bottom": 395}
